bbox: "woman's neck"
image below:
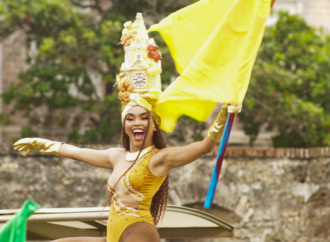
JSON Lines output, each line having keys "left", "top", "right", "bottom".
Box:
{"left": 129, "top": 141, "right": 154, "bottom": 153}
{"left": 126, "top": 145, "right": 154, "bottom": 162}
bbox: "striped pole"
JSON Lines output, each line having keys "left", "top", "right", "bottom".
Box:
{"left": 271, "top": 0, "right": 276, "bottom": 8}
{"left": 204, "top": 113, "right": 236, "bottom": 209}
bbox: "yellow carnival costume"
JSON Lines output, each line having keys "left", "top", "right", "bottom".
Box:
{"left": 107, "top": 148, "right": 166, "bottom": 242}
{"left": 110, "top": 0, "right": 271, "bottom": 236}
{"left": 108, "top": 13, "right": 166, "bottom": 242}
{"left": 109, "top": 11, "right": 236, "bottom": 241}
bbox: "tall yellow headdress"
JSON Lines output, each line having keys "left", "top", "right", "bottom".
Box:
{"left": 117, "top": 13, "right": 162, "bottom": 126}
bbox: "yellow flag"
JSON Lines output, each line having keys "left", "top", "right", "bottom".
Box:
{"left": 149, "top": 0, "right": 271, "bottom": 133}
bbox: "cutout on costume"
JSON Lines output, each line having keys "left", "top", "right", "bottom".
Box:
{"left": 108, "top": 180, "right": 140, "bottom": 217}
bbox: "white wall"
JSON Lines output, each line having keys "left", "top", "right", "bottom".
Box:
{"left": 268, "top": 0, "right": 330, "bottom": 30}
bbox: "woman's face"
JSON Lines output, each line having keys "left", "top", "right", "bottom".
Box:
{"left": 125, "top": 106, "right": 156, "bottom": 152}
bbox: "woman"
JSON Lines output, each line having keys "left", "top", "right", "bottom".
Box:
{"left": 13, "top": 13, "right": 241, "bottom": 242}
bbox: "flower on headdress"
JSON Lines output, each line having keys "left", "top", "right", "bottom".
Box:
{"left": 120, "top": 21, "right": 138, "bottom": 49}
{"left": 124, "top": 21, "right": 138, "bottom": 34}
{"left": 123, "top": 91, "right": 130, "bottom": 100}
{"left": 140, "top": 61, "right": 161, "bottom": 77}
{"left": 127, "top": 85, "right": 134, "bottom": 92}
{"left": 117, "top": 75, "right": 135, "bottom": 101}
{"left": 147, "top": 44, "right": 162, "bottom": 62}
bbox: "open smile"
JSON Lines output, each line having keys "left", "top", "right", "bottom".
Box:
{"left": 133, "top": 129, "right": 145, "bottom": 141}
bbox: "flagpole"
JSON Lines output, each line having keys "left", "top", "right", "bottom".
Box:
{"left": 204, "top": 113, "right": 235, "bottom": 209}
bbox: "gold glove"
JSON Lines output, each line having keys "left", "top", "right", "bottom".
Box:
{"left": 208, "top": 104, "right": 229, "bottom": 142}
{"left": 13, "top": 138, "right": 63, "bottom": 157}
{"left": 207, "top": 103, "right": 242, "bottom": 142}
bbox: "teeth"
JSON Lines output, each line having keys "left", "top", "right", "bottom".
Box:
{"left": 133, "top": 130, "right": 144, "bottom": 133}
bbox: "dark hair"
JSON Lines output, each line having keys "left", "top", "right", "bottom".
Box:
{"left": 113, "top": 110, "right": 169, "bottom": 225}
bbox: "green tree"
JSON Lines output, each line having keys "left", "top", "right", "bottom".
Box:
{"left": 0, "top": 0, "right": 196, "bottom": 144}
{"left": 240, "top": 11, "right": 330, "bottom": 147}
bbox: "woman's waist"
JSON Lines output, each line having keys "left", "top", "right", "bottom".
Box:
{"left": 111, "top": 198, "right": 151, "bottom": 211}
{"left": 110, "top": 201, "right": 153, "bottom": 220}
{"left": 110, "top": 196, "right": 151, "bottom": 216}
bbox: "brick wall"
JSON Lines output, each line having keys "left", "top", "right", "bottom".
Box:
{"left": 223, "top": 146, "right": 330, "bottom": 159}
{"left": 72, "top": 144, "right": 330, "bottom": 159}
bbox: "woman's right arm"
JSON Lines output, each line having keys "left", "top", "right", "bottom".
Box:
{"left": 13, "top": 137, "right": 121, "bottom": 170}
{"left": 59, "top": 144, "right": 120, "bottom": 169}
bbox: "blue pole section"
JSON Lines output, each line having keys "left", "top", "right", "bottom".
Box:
{"left": 204, "top": 113, "right": 236, "bottom": 209}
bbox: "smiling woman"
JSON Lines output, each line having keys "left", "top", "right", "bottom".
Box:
{"left": 124, "top": 107, "right": 154, "bottom": 146}
{"left": 12, "top": 13, "right": 241, "bottom": 242}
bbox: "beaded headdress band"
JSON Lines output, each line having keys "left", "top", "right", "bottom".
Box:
{"left": 116, "top": 13, "right": 162, "bottom": 126}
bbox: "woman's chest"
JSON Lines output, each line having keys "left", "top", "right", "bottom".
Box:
{"left": 108, "top": 158, "right": 154, "bottom": 197}
{"left": 108, "top": 160, "right": 132, "bottom": 184}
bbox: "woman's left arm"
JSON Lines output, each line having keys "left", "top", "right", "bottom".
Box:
{"left": 150, "top": 103, "right": 242, "bottom": 177}
{"left": 152, "top": 136, "right": 216, "bottom": 176}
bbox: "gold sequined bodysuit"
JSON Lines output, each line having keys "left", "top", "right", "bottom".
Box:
{"left": 107, "top": 148, "right": 166, "bottom": 242}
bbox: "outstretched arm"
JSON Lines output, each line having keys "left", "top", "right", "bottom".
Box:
{"left": 150, "top": 104, "right": 242, "bottom": 177}
{"left": 14, "top": 138, "right": 120, "bottom": 169}
{"left": 59, "top": 144, "right": 119, "bottom": 169}
{"left": 151, "top": 136, "right": 216, "bottom": 177}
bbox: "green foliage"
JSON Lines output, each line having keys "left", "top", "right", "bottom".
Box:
{"left": 3, "top": 3, "right": 326, "bottom": 147}
{"left": 0, "top": 0, "right": 195, "bottom": 144}
{"left": 168, "top": 115, "right": 207, "bottom": 144}
{"left": 21, "top": 126, "right": 39, "bottom": 139}
{"left": 240, "top": 11, "right": 330, "bottom": 147}
{"left": 0, "top": 114, "right": 11, "bottom": 125}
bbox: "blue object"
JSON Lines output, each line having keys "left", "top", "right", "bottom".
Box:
{"left": 204, "top": 113, "right": 236, "bottom": 209}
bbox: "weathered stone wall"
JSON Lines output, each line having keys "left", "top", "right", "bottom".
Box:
{"left": 1, "top": 145, "right": 330, "bottom": 242}
{"left": 169, "top": 157, "right": 330, "bottom": 242}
